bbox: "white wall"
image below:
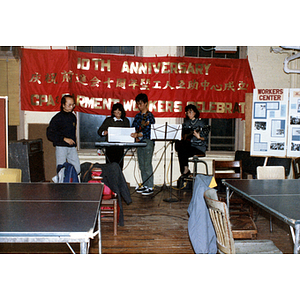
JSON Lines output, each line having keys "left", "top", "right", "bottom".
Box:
{"left": 248, "top": 46, "right": 297, "bottom": 88}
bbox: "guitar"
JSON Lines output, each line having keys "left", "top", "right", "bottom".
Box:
{"left": 183, "top": 125, "right": 210, "bottom": 141}
{"left": 137, "top": 111, "right": 150, "bottom": 133}
{"left": 137, "top": 120, "right": 150, "bottom": 133}
{"left": 134, "top": 112, "right": 150, "bottom": 142}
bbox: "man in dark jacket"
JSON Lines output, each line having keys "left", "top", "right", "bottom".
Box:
{"left": 46, "top": 94, "right": 81, "bottom": 174}
{"left": 131, "top": 93, "right": 155, "bottom": 195}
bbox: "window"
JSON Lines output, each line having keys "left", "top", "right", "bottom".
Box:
{"left": 77, "top": 46, "right": 135, "bottom": 55}
{"left": 209, "top": 118, "right": 235, "bottom": 151}
{"left": 0, "top": 46, "right": 21, "bottom": 59}
{"left": 185, "top": 46, "right": 240, "bottom": 59}
{"left": 0, "top": 46, "right": 13, "bottom": 51}
{"left": 184, "top": 46, "right": 241, "bottom": 151}
{"left": 77, "top": 46, "right": 135, "bottom": 149}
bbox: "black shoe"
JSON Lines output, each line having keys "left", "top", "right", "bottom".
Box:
{"left": 135, "top": 186, "right": 147, "bottom": 193}
{"left": 181, "top": 170, "right": 191, "bottom": 178}
{"left": 142, "top": 188, "right": 154, "bottom": 196}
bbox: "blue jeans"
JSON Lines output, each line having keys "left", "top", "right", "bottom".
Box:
{"left": 137, "top": 139, "right": 154, "bottom": 189}
{"left": 56, "top": 146, "right": 81, "bottom": 174}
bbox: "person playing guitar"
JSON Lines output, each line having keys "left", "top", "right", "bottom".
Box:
{"left": 131, "top": 93, "right": 156, "bottom": 195}
{"left": 175, "top": 104, "right": 210, "bottom": 177}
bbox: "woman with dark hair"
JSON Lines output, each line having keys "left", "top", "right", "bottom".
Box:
{"left": 175, "top": 104, "right": 209, "bottom": 177}
{"left": 98, "top": 103, "right": 130, "bottom": 169}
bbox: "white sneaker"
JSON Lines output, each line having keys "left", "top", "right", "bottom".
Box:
{"left": 142, "top": 188, "right": 153, "bottom": 196}
{"left": 135, "top": 186, "right": 147, "bottom": 193}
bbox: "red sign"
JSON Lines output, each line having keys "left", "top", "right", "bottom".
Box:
{"left": 20, "top": 48, "right": 255, "bottom": 119}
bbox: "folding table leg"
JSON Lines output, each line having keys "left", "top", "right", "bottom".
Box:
{"left": 226, "top": 186, "right": 230, "bottom": 208}
{"left": 80, "top": 242, "right": 88, "bottom": 254}
{"left": 294, "top": 223, "right": 300, "bottom": 254}
{"left": 113, "top": 200, "right": 118, "bottom": 236}
{"left": 98, "top": 210, "right": 102, "bottom": 254}
{"left": 290, "top": 225, "right": 295, "bottom": 243}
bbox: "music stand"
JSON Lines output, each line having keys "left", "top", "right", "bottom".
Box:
{"left": 151, "top": 123, "right": 182, "bottom": 202}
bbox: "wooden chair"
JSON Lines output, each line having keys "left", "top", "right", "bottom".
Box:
{"left": 292, "top": 157, "right": 300, "bottom": 179}
{"left": 257, "top": 166, "right": 285, "bottom": 180}
{"left": 0, "top": 168, "right": 22, "bottom": 182}
{"left": 213, "top": 160, "right": 253, "bottom": 218}
{"left": 90, "top": 167, "right": 118, "bottom": 236}
{"left": 230, "top": 215, "right": 257, "bottom": 240}
{"left": 203, "top": 189, "right": 282, "bottom": 254}
{"left": 256, "top": 166, "right": 285, "bottom": 232}
{"left": 101, "top": 195, "right": 118, "bottom": 236}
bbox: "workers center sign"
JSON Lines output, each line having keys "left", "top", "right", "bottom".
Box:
{"left": 20, "top": 48, "right": 255, "bottom": 119}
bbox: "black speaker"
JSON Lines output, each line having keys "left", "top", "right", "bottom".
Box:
{"left": 8, "top": 139, "right": 45, "bottom": 182}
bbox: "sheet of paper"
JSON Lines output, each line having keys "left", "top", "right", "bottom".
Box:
{"left": 108, "top": 127, "right": 135, "bottom": 143}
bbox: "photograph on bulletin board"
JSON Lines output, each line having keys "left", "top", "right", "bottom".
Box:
{"left": 287, "top": 89, "right": 300, "bottom": 157}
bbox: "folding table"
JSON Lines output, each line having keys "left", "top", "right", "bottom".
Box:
{"left": 223, "top": 179, "right": 300, "bottom": 254}
{"left": 0, "top": 182, "right": 103, "bottom": 254}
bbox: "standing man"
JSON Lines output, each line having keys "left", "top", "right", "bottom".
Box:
{"left": 131, "top": 93, "right": 155, "bottom": 195}
{"left": 47, "top": 94, "right": 81, "bottom": 174}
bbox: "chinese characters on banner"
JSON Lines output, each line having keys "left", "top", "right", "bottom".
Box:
{"left": 251, "top": 88, "right": 300, "bottom": 158}
{"left": 20, "top": 48, "right": 255, "bottom": 119}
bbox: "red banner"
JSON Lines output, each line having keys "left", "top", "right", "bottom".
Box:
{"left": 20, "top": 48, "right": 255, "bottom": 119}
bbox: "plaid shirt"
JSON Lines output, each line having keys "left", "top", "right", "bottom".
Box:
{"left": 132, "top": 111, "right": 155, "bottom": 141}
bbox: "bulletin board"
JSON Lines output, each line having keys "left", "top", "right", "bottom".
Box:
{"left": 287, "top": 89, "right": 300, "bottom": 157}
{"left": 250, "top": 89, "right": 300, "bottom": 158}
{"left": 0, "top": 96, "right": 8, "bottom": 167}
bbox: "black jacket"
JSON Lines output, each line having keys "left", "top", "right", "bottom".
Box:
{"left": 81, "top": 162, "right": 132, "bottom": 226}
{"left": 47, "top": 111, "right": 77, "bottom": 147}
{"left": 97, "top": 116, "right": 130, "bottom": 141}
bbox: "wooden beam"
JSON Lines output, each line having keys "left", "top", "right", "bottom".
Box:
{"left": 245, "top": 93, "right": 253, "bottom": 151}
